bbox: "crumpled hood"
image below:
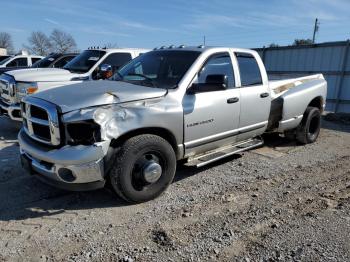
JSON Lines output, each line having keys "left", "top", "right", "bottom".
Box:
{"left": 32, "top": 80, "right": 167, "bottom": 113}
{"left": 6, "top": 68, "right": 80, "bottom": 82}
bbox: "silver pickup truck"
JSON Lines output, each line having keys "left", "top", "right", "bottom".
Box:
{"left": 18, "top": 46, "right": 327, "bottom": 203}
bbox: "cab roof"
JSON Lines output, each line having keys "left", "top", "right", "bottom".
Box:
{"left": 86, "top": 47, "right": 150, "bottom": 53}
{"left": 152, "top": 45, "right": 254, "bottom": 53}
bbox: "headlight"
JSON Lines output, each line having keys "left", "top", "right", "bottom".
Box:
{"left": 66, "top": 121, "right": 101, "bottom": 145}
{"left": 93, "top": 106, "right": 127, "bottom": 125}
{"left": 16, "top": 82, "right": 38, "bottom": 99}
{"left": 93, "top": 105, "right": 130, "bottom": 139}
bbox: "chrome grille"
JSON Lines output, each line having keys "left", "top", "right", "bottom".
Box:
{"left": 0, "top": 80, "right": 12, "bottom": 104}
{"left": 0, "top": 74, "right": 16, "bottom": 104}
{"left": 21, "top": 97, "right": 61, "bottom": 146}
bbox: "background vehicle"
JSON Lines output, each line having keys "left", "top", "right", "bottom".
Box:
{"left": 0, "top": 53, "right": 77, "bottom": 75}
{"left": 0, "top": 48, "right": 148, "bottom": 121}
{"left": 18, "top": 46, "right": 327, "bottom": 203}
{"left": 0, "top": 55, "right": 11, "bottom": 63}
{"left": 0, "top": 50, "right": 43, "bottom": 71}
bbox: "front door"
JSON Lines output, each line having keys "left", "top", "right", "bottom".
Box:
{"left": 183, "top": 52, "right": 241, "bottom": 157}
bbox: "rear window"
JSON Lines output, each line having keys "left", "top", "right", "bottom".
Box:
{"left": 236, "top": 53, "right": 262, "bottom": 86}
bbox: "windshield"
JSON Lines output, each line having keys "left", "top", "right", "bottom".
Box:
{"left": 32, "top": 54, "right": 60, "bottom": 68}
{"left": 0, "top": 56, "right": 12, "bottom": 65}
{"left": 112, "top": 50, "right": 200, "bottom": 89}
{"left": 0, "top": 56, "right": 11, "bottom": 63}
{"left": 63, "top": 50, "right": 106, "bottom": 73}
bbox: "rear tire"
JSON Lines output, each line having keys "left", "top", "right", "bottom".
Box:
{"left": 296, "top": 107, "right": 321, "bottom": 144}
{"left": 109, "top": 134, "right": 176, "bottom": 203}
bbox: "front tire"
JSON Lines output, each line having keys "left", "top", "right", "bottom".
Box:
{"left": 296, "top": 107, "right": 321, "bottom": 144}
{"left": 109, "top": 134, "right": 176, "bottom": 203}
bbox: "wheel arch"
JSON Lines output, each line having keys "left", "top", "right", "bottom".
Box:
{"left": 110, "top": 127, "right": 181, "bottom": 159}
{"left": 307, "top": 96, "right": 324, "bottom": 112}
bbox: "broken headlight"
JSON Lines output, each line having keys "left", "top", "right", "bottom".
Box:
{"left": 93, "top": 106, "right": 129, "bottom": 139}
{"left": 66, "top": 121, "right": 101, "bottom": 145}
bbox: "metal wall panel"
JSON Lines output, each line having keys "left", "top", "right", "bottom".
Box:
{"left": 255, "top": 41, "right": 350, "bottom": 112}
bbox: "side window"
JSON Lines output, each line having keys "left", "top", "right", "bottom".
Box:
{"left": 53, "top": 56, "right": 75, "bottom": 68}
{"left": 7, "top": 58, "right": 28, "bottom": 67}
{"left": 31, "top": 57, "right": 42, "bottom": 64}
{"left": 101, "top": 53, "right": 132, "bottom": 71}
{"left": 196, "top": 53, "right": 235, "bottom": 89}
{"left": 235, "top": 53, "right": 262, "bottom": 87}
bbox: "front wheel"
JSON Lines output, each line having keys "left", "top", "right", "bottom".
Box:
{"left": 109, "top": 134, "right": 176, "bottom": 203}
{"left": 296, "top": 107, "right": 321, "bottom": 144}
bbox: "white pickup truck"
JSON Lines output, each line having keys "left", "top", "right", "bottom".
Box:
{"left": 0, "top": 50, "right": 43, "bottom": 71}
{"left": 18, "top": 46, "right": 327, "bottom": 203}
{"left": 0, "top": 48, "right": 149, "bottom": 121}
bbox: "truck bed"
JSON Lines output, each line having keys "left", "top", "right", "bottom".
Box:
{"left": 267, "top": 74, "right": 327, "bottom": 132}
{"left": 269, "top": 74, "right": 324, "bottom": 99}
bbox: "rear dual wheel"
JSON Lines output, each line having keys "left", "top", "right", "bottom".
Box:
{"left": 109, "top": 134, "right": 176, "bottom": 203}
{"left": 285, "top": 106, "right": 321, "bottom": 144}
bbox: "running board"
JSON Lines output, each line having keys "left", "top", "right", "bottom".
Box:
{"left": 187, "top": 138, "right": 264, "bottom": 168}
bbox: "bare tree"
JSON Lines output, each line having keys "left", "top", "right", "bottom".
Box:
{"left": 293, "top": 39, "right": 313, "bottom": 46}
{"left": 50, "top": 29, "right": 77, "bottom": 53}
{"left": 0, "top": 32, "right": 14, "bottom": 54}
{"left": 24, "top": 31, "right": 52, "bottom": 56}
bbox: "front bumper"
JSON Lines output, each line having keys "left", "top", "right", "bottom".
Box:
{"left": 18, "top": 129, "right": 110, "bottom": 191}
{"left": 0, "top": 99, "right": 22, "bottom": 121}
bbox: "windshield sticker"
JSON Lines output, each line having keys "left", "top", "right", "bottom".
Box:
{"left": 88, "top": 57, "right": 100, "bottom": 61}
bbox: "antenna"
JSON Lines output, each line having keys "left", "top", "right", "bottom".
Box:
{"left": 312, "top": 18, "right": 320, "bottom": 44}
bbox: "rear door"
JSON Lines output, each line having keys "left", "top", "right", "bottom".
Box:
{"left": 183, "top": 52, "right": 241, "bottom": 156}
{"left": 234, "top": 52, "right": 270, "bottom": 141}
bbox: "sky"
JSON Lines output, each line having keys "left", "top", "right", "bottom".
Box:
{"left": 1, "top": 0, "right": 350, "bottom": 52}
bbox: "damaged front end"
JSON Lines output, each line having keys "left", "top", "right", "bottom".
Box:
{"left": 18, "top": 84, "right": 180, "bottom": 191}
{"left": 62, "top": 97, "right": 163, "bottom": 143}
{"left": 18, "top": 126, "right": 109, "bottom": 191}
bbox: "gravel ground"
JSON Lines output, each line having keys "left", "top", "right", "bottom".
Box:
{"left": 0, "top": 114, "right": 349, "bottom": 262}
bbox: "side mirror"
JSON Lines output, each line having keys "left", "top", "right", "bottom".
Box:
{"left": 99, "top": 64, "right": 113, "bottom": 79}
{"left": 206, "top": 74, "right": 228, "bottom": 86}
{"left": 187, "top": 74, "right": 228, "bottom": 94}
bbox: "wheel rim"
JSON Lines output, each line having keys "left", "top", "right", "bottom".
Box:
{"left": 308, "top": 114, "right": 320, "bottom": 137}
{"left": 131, "top": 151, "right": 165, "bottom": 191}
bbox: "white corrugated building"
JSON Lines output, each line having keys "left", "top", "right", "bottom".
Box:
{"left": 0, "top": 48, "right": 7, "bottom": 56}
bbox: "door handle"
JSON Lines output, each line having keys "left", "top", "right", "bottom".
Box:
{"left": 260, "top": 92, "right": 269, "bottom": 98}
{"left": 227, "top": 97, "right": 239, "bottom": 104}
